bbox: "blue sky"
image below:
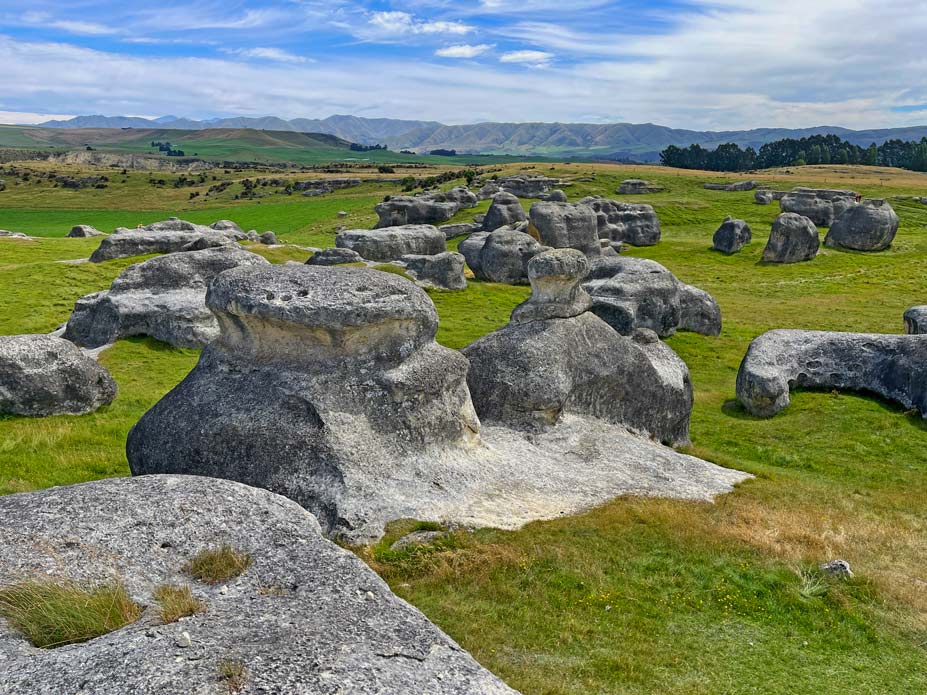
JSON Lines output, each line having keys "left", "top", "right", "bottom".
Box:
{"left": 1, "top": 0, "right": 925, "bottom": 129}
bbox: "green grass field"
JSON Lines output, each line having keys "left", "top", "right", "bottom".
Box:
{"left": 1, "top": 162, "right": 926, "bottom": 693}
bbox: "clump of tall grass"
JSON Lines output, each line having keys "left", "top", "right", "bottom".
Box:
{"left": 183, "top": 545, "right": 252, "bottom": 584}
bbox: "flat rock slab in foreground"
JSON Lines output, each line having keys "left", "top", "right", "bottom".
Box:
{"left": 736, "top": 329, "right": 927, "bottom": 418}
{"left": 0, "top": 476, "right": 519, "bottom": 695}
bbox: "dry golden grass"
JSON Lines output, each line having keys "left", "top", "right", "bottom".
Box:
{"left": 152, "top": 584, "right": 205, "bottom": 623}
{"left": 217, "top": 658, "right": 248, "bottom": 693}
{"left": 183, "top": 546, "right": 253, "bottom": 585}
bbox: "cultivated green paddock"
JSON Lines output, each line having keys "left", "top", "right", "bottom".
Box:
{"left": 1, "top": 163, "right": 926, "bottom": 693}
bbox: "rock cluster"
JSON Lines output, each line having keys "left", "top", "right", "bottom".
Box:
{"left": 618, "top": 179, "right": 664, "bottom": 194}
{"left": 755, "top": 189, "right": 786, "bottom": 205}
{"left": 779, "top": 188, "right": 857, "bottom": 226}
{"left": 373, "top": 196, "right": 458, "bottom": 228}
{"left": 736, "top": 329, "right": 927, "bottom": 418}
{"left": 904, "top": 306, "right": 927, "bottom": 334}
{"left": 579, "top": 197, "right": 662, "bottom": 246}
{"left": 478, "top": 175, "right": 566, "bottom": 199}
{"left": 439, "top": 221, "right": 482, "bottom": 240}
{"left": 824, "top": 199, "right": 899, "bottom": 251}
{"left": 67, "top": 224, "right": 105, "bottom": 238}
{"left": 89, "top": 218, "right": 242, "bottom": 263}
{"left": 294, "top": 177, "right": 361, "bottom": 196}
{"left": 335, "top": 224, "right": 446, "bottom": 261}
{"left": 712, "top": 216, "right": 752, "bottom": 254}
{"left": 0, "top": 334, "right": 117, "bottom": 416}
{"left": 64, "top": 246, "right": 269, "bottom": 349}
{"left": 0, "top": 475, "right": 519, "bottom": 695}
{"left": 762, "top": 213, "right": 819, "bottom": 263}
{"left": 703, "top": 180, "right": 757, "bottom": 192}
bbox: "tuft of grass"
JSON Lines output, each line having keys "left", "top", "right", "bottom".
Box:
{"left": 217, "top": 658, "right": 248, "bottom": 693}
{"left": 0, "top": 579, "right": 142, "bottom": 648}
{"left": 183, "top": 545, "right": 253, "bottom": 585}
{"left": 152, "top": 584, "right": 205, "bottom": 623}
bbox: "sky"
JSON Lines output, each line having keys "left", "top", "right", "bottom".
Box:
{"left": 1, "top": 0, "right": 926, "bottom": 131}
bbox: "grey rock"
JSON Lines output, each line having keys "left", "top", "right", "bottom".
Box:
{"left": 427, "top": 186, "right": 478, "bottom": 209}
{"left": 579, "top": 197, "right": 661, "bottom": 247}
{"left": 64, "top": 246, "right": 269, "bottom": 349}
{"left": 762, "top": 213, "right": 819, "bottom": 263}
{"left": 780, "top": 188, "right": 857, "bottom": 227}
{"left": 618, "top": 179, "right": 663, "bottom": 194}
{"left": 307, "top": 247, "right": 364, "bottom": 266}
{"left": 89, "top": 218, "right": 239, "bottom": 263}
{"left": 374, "top": 196, "right": 458, "bottom": 228}
{"left": 0, "top": 230, "right": 31, "bottom": 240}
{"left": 904, "top": 306, "right": 927, "bottom": 334}
{"left": 755, "top": 189, "right": 786, "bottom": 205}
{"left": 0, "top": 334, "right": 116, "bottom": 416}
{"left": 824, "top": 199, "right": 899, "bottom": 251}
{"left": 209, "top": 219, "right": 243, "bottom": 234}
{"left": 400, "top": 252, "right": 467, "bottom": 290}
{"left": 336, "top": 225, "right": 446, "bottom": 261}
{"left": 712, "top": 216, "right": 752, "bottom": 254}
{"left": 294, "top": 177, "right": 362, "bottom": 196}
{"left": 736, "top": 329, "right": 927, "bottom": 418}
{"left": 483, "top": 192, "right": 527, "bottom": 231}
{"left": 471, "top": 227, "right": 549, "bottom": 284}
{"left": 820, "top": 559, "right": 854, "bottom": 578}
{"left": 67, "top": 224, "right": 104, "bottom": 238}
{"left": 258, "top": 231, "right": 278, "bottom": 245}
{"left": 544, "top": 189, "right": 568, "bottom": 202}
{"left": 337, "top": 210, "right": 348, "bottom": 217}
{"left": 510, "top": 249, "right": 593, "bottom": 323}
{"left": 528, "top": 202, "right": 601, "bottom": 258}
{"left": 582, "top": 257, "right": 721, "bottom": 337}
{"left": 438, "top": 222, "right": 482, "bottom": 240}
{"left": 458, "top": 231, "right": 490, "bottom": 273}
{"left": 479, "top": 175, "right": 566, "bottom": 200}
{"left": 703, "top": 180, "right": 757, "bottom": 192}
{"left": 0, "top": 476, "right": 519, "bottom": 695}
{"left": 390, "top": 530, "right": 447, "bottom": 551}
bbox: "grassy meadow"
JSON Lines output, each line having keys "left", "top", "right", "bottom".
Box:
{"left": 1, "top": 161, "right": 926, "bottom": 693}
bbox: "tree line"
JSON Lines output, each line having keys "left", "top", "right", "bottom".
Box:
{"left": 660, "top": 134, "right": 927, "bottom": 172}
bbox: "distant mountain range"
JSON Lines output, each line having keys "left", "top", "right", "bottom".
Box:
{"left": 37, "top": 114, "right": 927, "bottom": 162}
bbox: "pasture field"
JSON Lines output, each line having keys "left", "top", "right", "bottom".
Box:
{"left": 1, "top": 163, "right": 926, "bottom": 693}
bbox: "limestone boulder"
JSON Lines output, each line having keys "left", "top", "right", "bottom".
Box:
{"left": 438, "top": 221, "right": 482, "bottom": 240}
{"left": 528, "top": 201, "right": 601, "bottom": 258}
{"left": 64, "top": 246, "right": 269, "bottom": 349}
{"left": 469, "top": 226, "right": 549, "bottom": 284}
{"left": 544, "top": 189, "right": 568, "bottom": 202}
{"left": 712, "top": 216, "right": 752, "bottom": 254}
{"left": 306, "top": 247, "right": 364, "bottom": 265}
{"left": 0, "top": 475, "right": 519, "bottom": 695}
{"left": 89, "top": 218, "right": 240, "bottom": 263}
{"left": 824, "top": 199, "right": 899, "bottom": 251}
{"left": 400, "top": 252, "right": 467, "bottom": 290}
{"left": 0, "top": 334, "right": 116, "bottom": 416}
{"left": 579, "top": 197, "right": 661, "bottom": 246}
{"left": 67, "top": 224, "right": 104, "bottom": 238}
{"left": 479, "top": 175, "right": 565, "bottom": 200}
{"left": 762, "top": 213, "right": 819, "bottom": 263}
{"left": 483, "top": 192, "right": 527, "bottom": 231}
{"left": 904, "top": 306, "right": 927, "bottom": 334}
{"left": 258, "top": 231, "right": 278, "bottom": 245}
{"left": 374, "top": 196, "right": 458, "bottom": 228}
{"left": 618, "top": 179, "right": 663, "bottom": 194}
{"left": 703, "top": 180, "right": 757, "bottom": 192}
{"left": 779, "top": 188, "right": 857, "bottom": 227}
{"left": 428, "top": 186, "right": 478, "bottom": 209}
{"left": 335, "top": 225, "right": 446, "bottom": 261}
{"left": 458, "top": 231, "right": 490, "bottom": 273}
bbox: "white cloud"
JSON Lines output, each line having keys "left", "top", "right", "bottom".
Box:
{"left": 366, "top": 11, "right": 473, "bottom": 38}
{"left": 222, "top": 47, "right": 310, "bottom": 64}
{"left": 0, "top": 110, "right": 75, "bottom": 125}
{"left": 435, "top": 44, "right": 491, "bottom": 58}
{"left": 499, "top": 50, "right": 552, "bottom": 67}
{"left": 20, "top": 11, "right": 118, "bottom": 36}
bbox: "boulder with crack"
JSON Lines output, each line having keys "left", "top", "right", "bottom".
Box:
{"left": 335, "top": 224, "right": 446, "bottom": 261}
{"left": 528, "top": 201, "right": 602, "bottom": 258}
{"left": 736, "top": 329, "right": 927, "bottom": 418}
{"left": 779, "top": 188, "right": 857, "bottom": 227}
{"left": 64, "top": 246, "right": 269, "bottom": 349}
{"left": 824, "top": 199, "right": 899, "bottom": 251}
{"left": 579, "top": 196, "right": 661, "bottom": 246}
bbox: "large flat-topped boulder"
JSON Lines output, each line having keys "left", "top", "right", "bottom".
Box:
{"left": 64, "top": 246, "right": 269, "bottom": 349}
{"left": 0, "top": 334, "right": 116, "bottom": 416}
{"left": 439, "top": 221, "right": 482, "bottom": 240}
{"left": 0, "top": 476, "right": 519, "bottom": 695}
{"left": 736, "top": 329, "right": 927, "bottom": 418}
{"left": 528, "top": 201, "right": 601, "bottom": 258}
{"left": 335, "top": 224, "right": 445, "bottom": 261}
{"left": 483, "top": 192, "right": 527, "bottom": 230}
{"left": 89, "top": 218, "right": 241, "bottom": 263}
{"left": 306, "top": 247, "right": 364, "bottom": 265}
{"left": 478, "top": 175, "right": 566, "bottom": 200}
{"left": 463, "top": 250, "right": 693, "bottom": 446}
{"left": 703, "top": 180, "right": 757, "bottom": 192}
{"left": 579, "top": 197, "right": 661, "bottom": 246}
{"left": 904, "top": 306, "right": 927, "bottom": 334}
{"left": 582, "top": 256, "right": 721, "bottom": 337}
{"left": 779, "top": 188, "right": 857, "bottom": 226}
{"left": 373, "top": 196, "right": 458, "bottom": 228}
{"left": 762, "top": 213, "right": 819, "bottom": 263}
{"left": 824, "top": 199, "right": 899, "bottom": 251}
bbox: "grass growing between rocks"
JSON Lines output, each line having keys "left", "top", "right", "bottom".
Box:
{"left": 184, "top": 546, "right": 253, "bottom": 585}
{"left": 0, "top": 580, "right": 141, "bottom": 648}
{"left": 153, "top": 584, "right": 205, "bottom": 623}
{"left": 217, "top": 658, "right": 249, "bottom": 693}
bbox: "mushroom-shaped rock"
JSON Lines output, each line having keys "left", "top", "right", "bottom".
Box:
{"left": 335, "top": 224, "right": 446, "bottom": 261}
{"left": 736, "top": 329, "right": 927, "bottom": 418}
{"left": 581, "top": 257, "right": 721, "bottom": 338}
{"left": 824, "top": 199, "right": 899, "bottom": 251}
{"left": 462, "top": 258, "right": 693, "bottom": 445}
{"left": 483, "top": 192, "right": 527, "bottom": 231}
{"left": 579, "top": 197, "right": 661, "bottom": 246}
{"left": 779, "top": 188, "right": 857, "bottom": 227}
{"left": 374, "top": 196, "right": 458, "bottom": 228}
{"left": 307, "top": 247, "right": 364, "bottom": 266}
{"left": 0, "top": 334, "right": 117, "bottom": 416}
{"left": 528, "top": 201, "right": 601, "bottom": 258}
{"left": 712, "top": 216, "right": 752, "bottom": 254}
{"left": 67, "top": 224, "right": 104, "bottom": 238}
{"left": 400, "top": 252, "right": 467, "bottom": 290}
{"left": 471, "top": 226, "right": 549, "bottom": 284}
{"left": 89, "top": 218, "right": 240, "bottom": 262}
{"left": 64, "top": 246, "right": 269, "bottom": 349}
{"left": 762, "top": 213, "right": 819, "bottom": 263}
{"left": 904, "top": 306, "right": 927, "bottom": 334}
{"left": 127, "top": 264, "right": 481, "bottom": 540}
{"left": 0, "top": 475, "right": 519, "bottom": 695}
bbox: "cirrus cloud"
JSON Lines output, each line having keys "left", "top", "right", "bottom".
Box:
{"left": 435, "top": 44, "right": 492, "bottom": 58}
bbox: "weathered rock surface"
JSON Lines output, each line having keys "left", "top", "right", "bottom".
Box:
{"left": 478, "top": 175, "right": 565, "bottom": 200}
{"left": 458, "top": 231, "right": 490, "bottom": 272}
{"left": 0, "top": 230, "right": 31, "bottom": 240}
{"left": 427, "top": 186, "right": 478, "bottom": 209}
{"left": 0, "top": 476, "right": 519, "bottom": 695}
{"left": 400, "top": 252, "right": 467, "bottom": 290}
{"left": 336, "top": 225, "right": 446, "bottom": 261}
{"left": 762, "top": 213, "right": 819, "bottom": 263}
{"left": 755, "top": 189, "right": 786, "bottom": 205}
{"left": 258, "top": 231, "right": 278, "bottom": 245}
{"left": 67, "top": 224, "right": 104, "bottom": 238}
{"left": 579, "top": 197, "right": 661, "bottom": 246}
{"left": 306, "top": 247, "right": 364, "bottom": 266}
{"left": 463, "top": 250, "right": 693, "bottom": 446}
{"left": 736, "top": 329, "right": 927, "bottom": 418}
{"left": 703, "top": 180, "right": 757, "bottom": 192}
{"left": 64, "top": 246, "right": 269, "bottom": 349}
{"left": 618, "top": 179, "right": 663, "bottom": 194}
{"left": 0, "top": 334, "right": 116, "bottom": 416}
{"left": 295, "top": 178, "right": 362, "bottom": 197}
{"left": 904, "top": 306, "right": 927, "bottom": 334}
{"left": 528, "top": 201, "right": 601, "bottom": 258}
{"left": 780, "top": 188, "right": 857, "bottom": 226}
{"left": 712, "top": 216, "right": 752, "bottom": 254}
{"left": 824, "top": 199, "right": 899, "bottom": 251}
{"left": 89, "top": 218, "right": 240, "bottom": 263}
{"left": 374, "top": 196, "right": 458, "bottom": 228}
{"left": 544, "top": 189, "right": 568, "bottom": 202}
{"left": 466, "top": 226, "right": 549, "bottom": 284}
{"left": 438, "top": 221, "right": 482, "bottom": 240}
{"left": 483, "top": 192, "right": 527, "bottom": 231}
{"left": 582, "top": 257, "right": 721, "bottom": 337}
{"left": 209, "top": 219, "right": 243, "bottom": 234}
